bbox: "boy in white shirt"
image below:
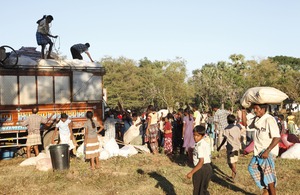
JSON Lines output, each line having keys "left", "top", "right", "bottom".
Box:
{"left": 187, "top": 125, "right": 212, "bottom": 195}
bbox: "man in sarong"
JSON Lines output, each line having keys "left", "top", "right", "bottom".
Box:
{"left": 247, "top": 104, "right": 280, "bottom": 195}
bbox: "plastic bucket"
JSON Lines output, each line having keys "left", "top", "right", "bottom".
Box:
{"left": 49, "top": 144, "right": 70, "bottom": 170}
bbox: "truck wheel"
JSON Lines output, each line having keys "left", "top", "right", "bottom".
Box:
{"left": 43, "top": 130, "right": 58, "bottom": 149}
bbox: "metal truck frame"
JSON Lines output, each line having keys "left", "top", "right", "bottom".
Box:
{"left": 0, "top": 64, "right": 105, "bottom": 155}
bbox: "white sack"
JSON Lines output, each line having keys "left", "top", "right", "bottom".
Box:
{"left": 132, "top": 144, "right": 151, "bottom": 153}
{"left": 104, "top": 138, "right": 119, "bottom": 157}
{"left": 281, "top": 143, "right": 300, "bottom": 159}
{"left": 119, "top": 145, "right": 138, "bottom": 157}
{"left": 123, "top": 118, "right": 142, "bottom": 144}
{"left": 240, "top": 87, "right": 288, "bottom": 108}
{"left": 76, "top": 143, "right": 85, "bottom": 159}
{"left": 38, "top": 59, "right": 101, "bottom": 67}
{"left": 36, "top": 158, "right": 52, "bottom": 171}
{"left": 16, "top": 55, "right": 37, "bottom": 65}
{"left": 157, "top": 109, "right": 169, "bottom": 119}
{"left": 99, "top": 149, "right": 110, "bottom": 160}
{"left": 19, "top": 153, "right": 48, "bottom": 166}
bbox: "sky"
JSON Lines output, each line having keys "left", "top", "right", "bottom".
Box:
{"left": 2, "top": 1, "right": 300, "bottom": 76}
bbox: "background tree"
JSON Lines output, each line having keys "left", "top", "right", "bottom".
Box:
{"left": 102, "top": 56, "right": 145, "bottom": 110}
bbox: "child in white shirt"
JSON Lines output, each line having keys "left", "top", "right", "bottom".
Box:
{"left": 187, "top": 125, "right": 212, "bottom": 195}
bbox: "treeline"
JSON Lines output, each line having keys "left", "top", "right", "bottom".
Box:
{"left": 101, "top": 54, "right": 300, "bottom": 112}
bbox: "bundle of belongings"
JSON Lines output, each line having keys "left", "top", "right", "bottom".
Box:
{"left": 240, "top": 87, "right": 300, "bottom": 159}
{"left": 240, "top": 87, "right": 288, "bottom": 108}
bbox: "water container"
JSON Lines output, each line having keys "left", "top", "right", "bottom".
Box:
{"left": 0, "top": 148, "right": 17, "bottom": 160}
{"left": 49, "top": 144, "right": 70, "bottom": 170}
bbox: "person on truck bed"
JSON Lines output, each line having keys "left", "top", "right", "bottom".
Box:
{"left": 21, "top": 107, "right": 47, "bottom": 158}
{"left": 36, "top": 15, "right": 58, "bottom": 59}
{"left": 70, "top": 43, "right": 94, "bottom": 62}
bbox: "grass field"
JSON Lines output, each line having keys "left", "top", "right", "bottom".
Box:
{"left": 0, "top": 150, "right": 299, "bottom": 195}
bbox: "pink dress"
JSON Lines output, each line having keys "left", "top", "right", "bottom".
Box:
{"left": 183, "top": 115, "right": 195, "bottom": 150}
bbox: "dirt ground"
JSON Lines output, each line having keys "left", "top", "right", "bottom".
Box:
{"left": 0, "top": 149, "right": 299, "bottom": 195}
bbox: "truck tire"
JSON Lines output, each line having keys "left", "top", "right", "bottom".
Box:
{"left": 43, "top": 130, "right": 58, "bottom": 149}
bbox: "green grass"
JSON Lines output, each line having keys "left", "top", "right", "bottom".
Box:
{"left": 0, "top": 150, "right": 300, "bottom": 195}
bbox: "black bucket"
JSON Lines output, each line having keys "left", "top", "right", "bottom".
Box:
{"left": 49, "top": 144, "right": 70, "bottom": 171}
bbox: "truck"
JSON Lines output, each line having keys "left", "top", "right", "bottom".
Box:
{"left": 0, "top": 62, "right": 106, "bottom": 158}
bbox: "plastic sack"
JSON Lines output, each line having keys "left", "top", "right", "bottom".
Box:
{"left": 240, "top": 87, "right": 288, "bottom": 108}
{"left": 36, "top": 158, "right": 52, "bottom": 171}
{"left": 123, "top": 118, "right": 141, "bottom": 144}
{"left": 19, "top": 153, "right": 48, "bottom": 166}
{"left": 281, "top": 143, "right": 300, "bottom": 159}
{"left": 157, "top": 109, "right": 169, "bottom": 119}
{"left": 99, "top": 149, "right": 110, "bottom": 160}
{"left": 119, "top": 145, "right": 138, "bottom": 157}
{"left": 103, "top": 138, "right": 119, "bottom": 157}
{"left": 131, "top": 144, "right": 150, "bottom": 153}
{"left": 16, "top": 55, "right": 38, "bottom": 66}
{"left": 76, "top": 143, "right": 85, "bottom": 159}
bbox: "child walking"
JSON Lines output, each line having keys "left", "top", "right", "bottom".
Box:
{"left": 163, "top": 116, "right": 173, "bottom": 156}
{"left": 51, "top": 113, "right": 76, "bottom": 157}
{"left": 187, "top": 125, "right": 212, "bottom": 195}
{"left": 84, "top": 111, "right": 104, "bottom": 170}
{"left": 217, "top": 114, "right": 241, "bottom": 182}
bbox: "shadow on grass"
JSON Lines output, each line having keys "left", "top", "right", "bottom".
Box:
{"left": 167, "top": 153, "right": 193, "bottom": 168}
{"left": 137, "top": 169, "right": 176, "bottom": 195}
{"left": 211, "top": 163, "right": 256, "bottom": 195}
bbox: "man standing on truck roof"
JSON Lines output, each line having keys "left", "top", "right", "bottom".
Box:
{"left": 21, "top": 107, "right": 47, "bottom": 158}
{"left": 70, "top": 43, "right": 94, "bottom": 62}
{"left": 36, "top": 15, "right": 58, "bottom": 59}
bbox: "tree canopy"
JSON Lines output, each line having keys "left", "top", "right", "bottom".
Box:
{"left": 102, "top": 55, "right": 300, "bottom": 112}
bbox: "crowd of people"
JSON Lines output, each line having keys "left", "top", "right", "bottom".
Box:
{"left": 21, "top": 101, "right": 299, "bottom": 194}
{"left": 99, "top": 103, "right": 299, "bottom": 195}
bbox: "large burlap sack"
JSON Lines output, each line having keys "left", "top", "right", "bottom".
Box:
{"left": 240, "top": 87, "right": 288, "bottom": 108}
